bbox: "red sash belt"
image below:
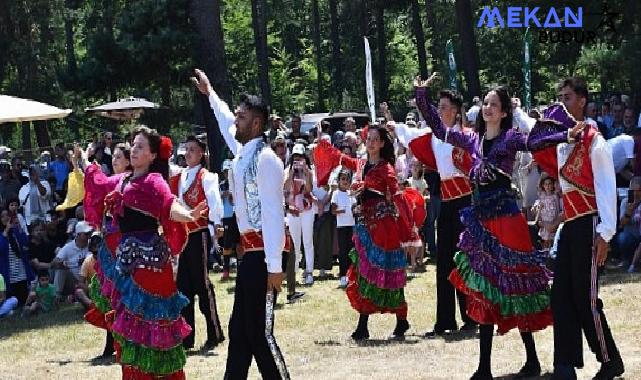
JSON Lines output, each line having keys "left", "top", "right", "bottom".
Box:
{"left": 240, "top": 231, "right": 291, "bottom": 253}
{"left": 562, "top": 189, "right": 597, "bottom": 222}
{"left": 440, "top": 176, "right": 472, "bottom": 201}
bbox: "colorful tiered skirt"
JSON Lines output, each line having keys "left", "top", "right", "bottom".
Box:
{"left": 86, "top": 228, "right": 191, "bottom": 379}
{"left": 448, "top": 189, "right": 553, "bottom": 334}
{"left": 346, "top": 199, "right": 408, "bottom": 318}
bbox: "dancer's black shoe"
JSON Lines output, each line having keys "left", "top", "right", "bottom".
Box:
{"left": 592, "top": 358, "right": 624, "bottom": 380}
{"left": 390, "top": 319, "right": 410, "bottom": 339}
{"left": 469, "top": 370, "right": 493, "bottom": 380}
{"left": 514, "top": 360, "right": 541, "bottom": 378}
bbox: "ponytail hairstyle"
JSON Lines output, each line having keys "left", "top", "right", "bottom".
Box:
{"left": 477, "top": 86, "right": 513, "bottom": 137}
{"left": 132, "top": 126, "right": 171, "bottom": 180}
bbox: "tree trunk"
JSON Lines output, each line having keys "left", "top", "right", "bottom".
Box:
{"left": 64, "top": 0, "right": 77, "bottom": 78}
{"left": 189, "top": 0, "right": 232, "bottom": 173}
{"left": 21, "top": 122, "right": 32, "bottom": 162}
{"left": 454, "top": 0, "right": 480, "bottom": 97}
{"left": 410, "top": 0, "right": 428, "bottom": 79}
{"left": 375, "top": 3, "right": 388, "bottom": 102}
{"left": 33, "top": 120, "right": 52, "bottom": 150}
{"left": 328, "top": 0, "right": 343, "bottom": 104}
{"left": 311, "top": 0, "right": 324, "bottom": 111}
{"left": 424, "top": 0, "right": 438, "bottom": 71}
{"left": 251, "top": 0, "right": 272, "bottom": 106}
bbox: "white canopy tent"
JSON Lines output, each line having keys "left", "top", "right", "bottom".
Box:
{"left": 0, "top": 95, "right": 72, "bottom": 123}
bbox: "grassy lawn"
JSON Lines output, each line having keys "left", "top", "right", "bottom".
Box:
{"left": 1, "top": 266, "right": 639, "bottom": 379}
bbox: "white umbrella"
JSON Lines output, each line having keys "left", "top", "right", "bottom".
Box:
{"left": 86, "top": 97, "right": 158, "bottom": 121}
{"left": 0, "top": 95, "right": 72, "bottom": 122}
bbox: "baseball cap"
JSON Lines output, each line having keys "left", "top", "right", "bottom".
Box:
{"left": 75, "top": 221, "right": 94, "bottom": 235}
{"left": 292, "top": 143, "right": 305, "bottom": 156}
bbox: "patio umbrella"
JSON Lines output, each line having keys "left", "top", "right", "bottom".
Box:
{"left": 0, "top": 95, "right": 72, "bottom": 122}
{"left": 86, "top": 97, "right": 158, "bottom": 121}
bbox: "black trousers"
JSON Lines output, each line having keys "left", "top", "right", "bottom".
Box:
{"left": 435, "top": 195, "right": 474, "bottom": 330}
{"left": 337, "top": 226, "right": 353, "bottom": 277}
{"left": 8, "top": 280, "right": 29, "bottom": 306}
{"left": 176, "top": 230, "right": 224, "bottom": 348}
{"left": 224, "top": 251, "right": 289, "bottom": 379}
{"left": 552, "top": 215, "right": 621, "bottom": 367}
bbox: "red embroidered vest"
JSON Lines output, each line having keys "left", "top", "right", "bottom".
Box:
{"left": 169, "top": 168, "right": 210, "bottom": 233}
{"left": 559, "top": 126, "right": 598, "bottom": 221}
{"left": 408, "top": 132, "right": 473, "bottom": 201}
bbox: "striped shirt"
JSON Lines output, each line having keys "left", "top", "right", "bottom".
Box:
{"left": 8, "top": 246, "right": 27, "bottom": 283}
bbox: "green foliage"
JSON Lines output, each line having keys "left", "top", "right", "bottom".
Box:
{"left": 0, "top": 0, "right": 640, "bottom": 153}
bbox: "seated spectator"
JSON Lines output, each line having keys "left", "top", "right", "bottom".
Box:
{"left": 0, "top": 273, "right": 18, "bottom": 317}
{"left": 51, "top": 221, "right": 92, "bottom": 300}
{"left": 6, "top": 198, "right": 27, "bottom": 235}
{"left": 28, "top": 220, "right": 57, "bottom": 273}
{"left": 18, "top": 167, "right": 52, "bottom": 227}
{"left": 0, "top": 209, "right": 33, "bottom": 306}
{"left": 65, "top": 205, "right": 85, "bottom": 242}
{"left": 614, "top": 177, "right": 641, "bottom": 269}
{"left": 22, "top": 270, "right": 57, "bottom": 316}
{"left": 46, "top": 211, "right": 68, "bottom": 248}
{"left": 74, "top": 232, "right": 101, "bottom": 310}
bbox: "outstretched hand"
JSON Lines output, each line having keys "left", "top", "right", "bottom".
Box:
{"left": 414, "top": 72, "right": 439, "bottom": 88}
{"left": 191, "top": 69, "right": 213, "bottom": 96}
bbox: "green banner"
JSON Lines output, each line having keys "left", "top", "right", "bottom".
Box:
{"left": 523, "top": 27, "right": 532, "bottom": 111}
{"left": 445, "top": 39, "right": 458, "bottom": 92}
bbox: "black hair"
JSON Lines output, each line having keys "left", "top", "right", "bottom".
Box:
{"left": 239, "top": 93, "right": 269, "bottom": 131}
{"left": 369, "top": 125, "right": 396, "bottom": 165}
{"left": 0, "top": 209, "right": 21, "bottom": 256}
{"left": 558, "top": 77, "right": 589, "bottom": 102}
{"left": 338, "top": 169, "right": 353, "bottom": 182}
{"left": 438, "top": 90, "right": 464, "bottom": 113}
{"left": 113, "top": 143, "right": 133, "bottom": 172}
{"left": 477, "top": 86, "right": 513, "bottom": 137}
{"left": 185, "top": 135, "right": 209, "bottom": 169}
{"left": 6, "top": 197, "right": 19, "bottom": 206}
{"left": 37, "top": 270, "right": 50, "bottom": 279}
{"left": 132, "top": 126, "right": 169, "bottom": 180}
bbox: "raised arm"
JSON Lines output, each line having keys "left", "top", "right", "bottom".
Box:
{"left": 191, "top": 69, "right": 241, "bottom": 156}
{"left": 414, "top": 77, "right": 477, "bottom": 152}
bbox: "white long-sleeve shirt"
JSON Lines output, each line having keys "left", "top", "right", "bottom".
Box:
{"left": 208, "top": 92, "right": 240, "bottom": 157}
{"left": 556, "top": 121, "right": 617, "bottom": 242}
{"left": 177, "top": 164, "right": 223, "bottom": 235}
{"left": 208, "top": 92, "right": 285, "bottom": 273}
{"left": 394, "top": 122, "right": 467, "bottom": 181}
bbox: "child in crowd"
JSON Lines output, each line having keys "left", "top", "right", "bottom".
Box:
{"left": 22, "top": 270, "right": 57, "bottom": 316}
{"left": 331, "top": 169, "right": 356, "bottom": 288}
{"left": 533, "top": 176, "right": 563, "bottom": 249}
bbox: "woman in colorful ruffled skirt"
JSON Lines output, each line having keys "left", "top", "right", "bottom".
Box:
{"left": 83, "top": 127, "right": 205, "bottom": 379}
{"left": 413, "top": 75, "right": 579, "bottom": 379}
{"left": 315, "top": 125, "right": 412, "bottom": 340}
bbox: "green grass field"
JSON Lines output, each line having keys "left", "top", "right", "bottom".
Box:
{"left": 1, "top": 266, "right": 639, "bottom": 379}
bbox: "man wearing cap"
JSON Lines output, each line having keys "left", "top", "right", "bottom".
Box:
{"left": 193, "top": 68, "right": 290, "bottom": 379}
{"left": 168, "top": 135, "right": 225, "bottom": 351}
{"left": 52, "top": 221, "right": 92, "bottom": 300}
